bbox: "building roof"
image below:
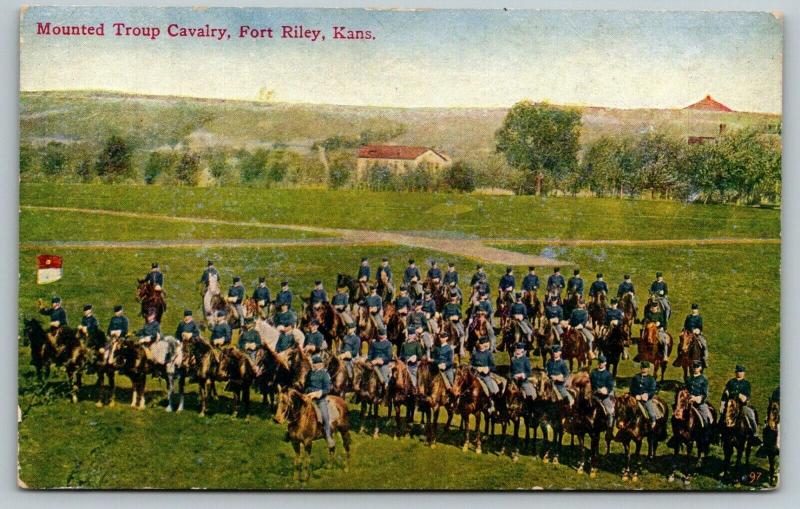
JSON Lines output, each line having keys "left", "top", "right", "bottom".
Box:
{"left": 357, "top": 144, "right": 447, "bottom": 161}
{"left": 684, "top": 95, "right": 733, "bottom": 112}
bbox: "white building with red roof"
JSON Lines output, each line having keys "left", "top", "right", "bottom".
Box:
{"left": 684, "top": 95, "right": 734, "bottom": 112}
{"left": 356, "top": 144, "right": 451, "bottom": 180}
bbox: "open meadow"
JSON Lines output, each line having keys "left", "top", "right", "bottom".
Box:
{"left": 17, "top": 184, "right": 780, "bottom": 490}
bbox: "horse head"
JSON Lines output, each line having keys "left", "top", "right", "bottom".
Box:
{"left": 724, "top": 398, "right": 743, "bottom": 428}
{"left": 614, "top": 393, "right": 638, "bottom": 430}
{"left": 22, "top": 317, "right": 46, "bottom": 347}
{"left": 767, "top": 399, "right": 780, "bottom": 432}
{"left": 673, "top": 388, "right": 691, "bottom": 421}
{"left": 274, "top": 387, "right": 304, "bottom": 424}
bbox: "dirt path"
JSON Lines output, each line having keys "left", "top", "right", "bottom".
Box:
{"left": 21, "top": 205, "right": 780, "bottom": 266}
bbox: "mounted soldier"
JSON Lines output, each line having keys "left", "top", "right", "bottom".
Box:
{"left": 683, "top": 303, "right": 708, "bottom": 368}
{"left": 227, "top": 276, "right": 246, "bottom": 327}
{"left": 275, "top": 302, "right": 298, "bottom": 333}
{"left": 426, "top": 260, "right": 442, "bottom": 289}
{"left": 643, "top": 301, "right": 670, "bottom": 362}
{"left": 499, "top": 267, "right": 516, "bottom": 304}
{"left": 422, "top": 291, "right": 439, "bottom": 335}
{"left": 365, "top": 285, "right": 385, "bottom": 329}
{"left": 408, "top": 300, "right": 433, "bottom": 355}
{"left": 404, "top": 259, "right": 423, "bottom": 299}
{"left": 630, "top": 361, "right": 658, "bottom": 429}
{"left": 443, "top": 262, "right": 459, "bottom": 287}
{"left": 442, "top": 290, "right": 465, "bottom": 345}
{"left": 135, "top": 307, "right": 162, "bottom": 362}
{"left": 367, "top": 329, "right": 393, "bottom": 390}
{"left": 107, "top": 304, "right": 129, "bottom": 340}
{"left": 78, "top": 303, "right": 99, "bottom": 337}
{"left": 337, "top": 323, "right": 361, "bottom": 379}
{"left": 684, "top": 360, "right": 714, "bottom": 428}
{"left": 210, "top": 310, "right": 232, "bottom": 346}
{"left": 720, "top": 364, "right": 761, "bottom": 446}
{"left": 590, "top": 354, "right": 616, "bottom": 430}
{"left": 544, "top": 297, "right": 564, "bottom": 342}
{"left": 275, "top": 281, "right": 293, "bottom": 311}
{"left": 510, "top": 342, "right": 535, "bottom": 399}
{"left": 567, "top": 301, "right": 595, "bottom": 359}
{"left": 309, "top": 280, "right": 328, "bottom": 308}
{"left": 522, "top": 266, "right": 540, "bottom": 298}
{"left": 175, "top": 309, "right": 200, "bottom": 342}
{"left": 589, "top": 273, "right": 608, "bottom": 303}
{"left": 546, "top": 345, "right": 571, "bottom": 405}
{"left": 474, "top": 291, "right": 497, "bottom": 351}
{"left": 470, "top": 264, "right": 489, "bottom": 293}
{"left": 470, "top": 336, "right": 503, "bottom": 414}
{"left": 200, "top": 260, "right": 220, "bottom": 319}
{"left": 304, "top": 319, "right": 327, "bottom": 354}
{"left": 332, "top": 284, "right": 354, "bottom": 328}
{"left": 567, "top": 269, "right": 585, "bottom": 298}
{"left": 433, "top": 330, "right": 455, "bottom": 388}
{"left": 604, "top": 298, "right": 624, "bottom": 334}
{"left": 252, "top": 276, "right": 271, "bottom": 319}
{"left": 617, "top": 274, "right": 638, "bottom": 319}
{"left": 357, "top": 257, "right": 371, "bottom": 284}
{"left": 200, "top": 260, "right": 219, "bottom": 289}
{"left": 546, "top": 267, "right": 565, "bottom": 304}
{"left": 144, "top": 262, "right": 164, "bottom": 290}
{"left": 238, "top": 317, "right": 262, "bottom": 370}
{"left": 304, "top": 353, "right": 336, "bottom": 449}
{"left": 447, "top": 280, "right": 463, "bottom": 306}
{"left": 39, "top": 295, "right": 68, "bottom": 333}
{"left": 398, "top": 326, "right": 425, "bottom": 389}
{"left": 376, "top": 257, "right": 394, "bottom": 303}
{"left": 510, "top": 292, "right": 533, "bottom": 345}
{"left": 394, "top": 285, "right": 412, "bottom": 316}
{"left": 649, "top": 271, "right": 671, "bottom": 326}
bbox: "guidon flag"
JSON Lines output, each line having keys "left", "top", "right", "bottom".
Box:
{"left": 36, "top": 254, "right": 63, "bottom": 285}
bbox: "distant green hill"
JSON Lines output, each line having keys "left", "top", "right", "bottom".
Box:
{"left": 20, "top": 90, "right": 780, "bottom": 161}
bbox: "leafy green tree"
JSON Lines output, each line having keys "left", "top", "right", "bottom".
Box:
{"left": 580, "top": 136, "right": 636, "bottom": 197}
{"left": 495, "top": 101, "right": 582, "bottom": 195}
{"left": 95, "top": 135, "right": 132, "bottom": 180}
{"left": 208, "top": 152, "right": 230, "bottom": 181}
{"left": 41, "top": 142, "right": 68, "bottom": 176}
{"left": 238, "top": 149, "right": 270, "bottom": 184}
{"left": 327, "top": 150, "right": 355, "bottom": 189}
{"left": 368, "top": 165, "right": 393, "bottom": 191}
{"left": 144, "top": 151, "right": 176, "bottom": 185}
{"left": 446, "top": 161, "right": 477, "bottom": 193}
{"left": 175, "top": 151, "right": 201, "bottom": 186}
{"left": 629, "top": 132, "right": 683, "bottom": 199}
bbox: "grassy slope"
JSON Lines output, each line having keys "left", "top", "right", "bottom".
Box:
{"left": 21, "top": 183, "right": 781, "bottom": 240}
{"left": 18, "top": 241, "right": 779, "bottom": 489}
{"left": 19, "top": 209, "right": 329, "bottom": 242}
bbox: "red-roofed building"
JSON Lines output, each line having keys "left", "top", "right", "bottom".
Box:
{"left": 356, "top": 144, "right": 451, "bottom": 179}
{"left": 684, "top": 95, "right": 734, "bottom": 112}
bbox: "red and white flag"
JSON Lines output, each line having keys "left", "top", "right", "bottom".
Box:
{"left": 36, "top": 254, "right": 63, "bottom": 285}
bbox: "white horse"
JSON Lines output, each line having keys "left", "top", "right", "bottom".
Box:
{"left": 150, "top": 336, "right": 186, "bottom": 412}
{"left": 203, "top": 273, "right": 221, "bottom": 321}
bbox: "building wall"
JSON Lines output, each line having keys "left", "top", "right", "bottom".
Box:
{"left": 356, "top": 150, "right": 451, "bottom": 180}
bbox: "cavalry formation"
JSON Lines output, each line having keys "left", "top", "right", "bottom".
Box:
{"left": 22, "top": 258, "right": 780, "bottom": 486}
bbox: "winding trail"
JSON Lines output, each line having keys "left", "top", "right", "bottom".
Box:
{"left": 20, "top": 205, "right": 780, "bottom": 267}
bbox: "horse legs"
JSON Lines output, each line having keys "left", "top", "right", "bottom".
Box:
{"left": 166, "top": 373, "right": 175, "bottom": 412}
{"left": 632, "top": 440, "right": 643, "bottom": 481}
{"left": 621, "top": 441, "right": 631, "bottom": 480}
{"left": 340, "top": 429, "right": 351, "bottom": 472}
{"left": 292, "top": 441, "right": 302, "bottom": 482}
{"left": 577, "top": 433, "right": 586, "bottom": 474}
{"left": 177, "top": 373, "right": 185, "bottom": 412}
{"left": 198, "top": 379, "right": 207, "bottom": 416}
{"left": 303, "top": 442, "right": 313, "bottom": 481}
{"left": 475, "top": 412, "right": 483, "bottom": 454}
{"left": 96, "top": 371, "right": 105, "bottom": 407}
{"left": 359, "top": 400, "right": 367, "bottom": 434}
{"left": 371, "top": 400, "right": 380, "bottom": 439}
{"left": 241, "top": 383, "right": 251, "bottom": 418}
{"left": 462, "top": 413, "right": 471, "bottom": 452}
{"left": 394, "top": 402, "right": 402, "bottom": 439}
{"left": 511, "top": 419, "right": 520, "bottom": 461}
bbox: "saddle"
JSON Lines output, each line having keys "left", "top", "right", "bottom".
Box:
{"left": 312, "top": 398, "right": 340, "bottom": 424}
{"left": 438, "top": 371, "right": 452, "bottom": 390}
{"left": 637, "top": 400, "right": 664, "bottom": 421}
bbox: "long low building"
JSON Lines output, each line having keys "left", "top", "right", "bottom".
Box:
{"left": 356, "top": 144, "right": 451, "bottom": 180}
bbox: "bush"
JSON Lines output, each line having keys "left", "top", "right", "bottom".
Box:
{"left": 174, "top": 151, "right": 201, "bottom": 186}
{"left": 40, "top": 142, "right": 68, "bottom": 176}
{"left": 327, "top": 150, "right": 354, "bottom": 189}
{"left": 368, "top": 165, "right": 393, "bottom": 191}
{"left": 446, "top": 161, "right": 476, "bottom": 193}
{"left": 144, "top": 151, "right": 176, "bottom": 185}
{"left": 95, "top": 135, "right": 133, "bottom": 180}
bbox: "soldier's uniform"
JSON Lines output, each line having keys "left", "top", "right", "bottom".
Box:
{"left": 522, "top": 268, "right": 540, "bottom": 295}
{"left": 544, "top": 301, "right": 564, "bottom": 340}
{"left": 546, "top": 348, "right": 571, "bottom": 402}
{"left": 80, "top": 307, "right": 99, "bottom": 335}
{"left": 443, "top": 264, "right": 459, "bottom": 286}
{"left": 433, "top": 339, "right": 455, "bottom": 387}
{"left": 630, "top": 365, "right": 658, "bottom": 425}
{"left": 422, "top": 293, "right": 439, "bottom": 334}
{"left": 275, "top": 283, "right": 293, "bottom": 310}
{"left": 499, "top": 270, "right": 516, "bottom": 293}
{"left": 617, "top": 275, "right": 638, "bottom": 315}
{"left": 304, "top": 327, "right": 326, "bottom": 353}
{"left": 200, "top": 263, "right": 220, "bottom": 288}
{"left": 275, "top": 306, "right": 298, "bottom": 330}
{"left": 683, "top": 305, "right": 708, "bottom": 367}
{"left": 721, "top": 366, "right": 760, "bottom": 442}
{"left": 357, "top": 259, "right": 371, "bottom": 282}
{"left": 685, "top": 365, "right": 713, "bottom": 425}
{"left": 404, "top": 260, "right": 423, "bottom": 296}
{"left": 650, "top": 273, "right": 671, "bottom": 324}
{"left": 470, "top": 266, "right": 489, "bottom": 290}
{"left": 567, "top": 271, "right": 584, "bottom": 296}
{"left": 137, "top": 318, "right": 162, "bottom": 344}
{"left": 547, "top": 269, "right": 566, "bottom": 301}
{"left": 144, "top": 263, "right": 164, "bottom": 289}
{"left": 376, "top": 260, "right": 394, "bottom": 298}
{"left": 510, "top": 344, "right": 535, "bottom": 398}
{"left": 309, "top": 282, "right": 328, "bottom": 307}
{"left": 448, "top": 282, "right": 464, "bottom": 305}
{"left": 275, "top": 329, "right": 297, "bottom": 353}
{"left": 442, "top": 298, "right": 465, "bottom": 341}
{"left": 175, "top": 310, "right": 201, "bottom": 341}
{"left": 408, "top": 303, "right": 433, "bottom": 354}
{"left": 589, "top": 277, "right": 608, "bottom": 298}
{"left": 107, "top": 307, "right": 129, "bottom": 338}
{"left": 644, "top": 305, "right": 670, "bottom": 361}
{"left": 427, "top": 263, "right": 442, "bottom": 283}
{"left": 227, "top": 278, "right": 246, "bottom": 327}
{"left": 591, "top": 359, "right": 616, "bottom": 427}
{"left": 471, "top": 338, "right": 500, "bottom": 411}
{"left": 395, "top": 289, "right": 412, "bottom": 313}
{"left": 367, "top": 335, "right": 394, "bottom": 386}
{"left": 569, "top": 306, "right": 595, "bottom": 353}
{"left": 366, "top": 292, "right": 384, "bottom": 328}
{"left": 210, "top": 315, "right": 232, "bottom": 345}
{"left": 398, "top": 329, "right": 425, "bottom": 388}
{"left": 332, "top": 289, "right": 353, "bottom": 325}
{"left": 39, "top": 298, "right": 68, "bottom": 328}
{"left": 511, "top": 298, "right": 533, "bottom": 341}
{"left": 238, "top": 320, "right": 262, "bottom": 364}
{"left": 252, "top": 278, "right": 271, "bottom": 315}
{"left": 338, "top": 326, "right": 361, "bottom": 378}
{"left": 305, "top": 356, "right": 335, "bottom": 447}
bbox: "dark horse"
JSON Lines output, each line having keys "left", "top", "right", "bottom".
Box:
{"left": 50, "top": 324, "right": 86, "bottom": 403}
{"left": 636, "top": 322, "right": 671, "bottom": 382}
{"left": 562, "top": 372, "right": 611, "bottom": 477}
{"left": 387, "top": 360, "right": 417, "bottom": 438}
{"left": 527, "top": 369, "right": 565, "bottom": 463}
{"left": 560, "top": 327, "right": 589, "bottom": 371}
{"left": 761, "top": 389, "right": 780, "bottom": 486}
{"left": 673, "top": 330, "right": 704, "bottom": 379}
{"left": 80, "top": 327, "right": 118, "bottom": 407}
{"left": 614, "top": 393, "right": 668, "bottom": 481}
{"left": 274, "top": 388, "right": 352, "bottom": 482}
{"left": 599, "top": 322, "right": 629, "bottom": 377}
{"left": 668, "top": 388, "right": 717, "bottom": 484}
{"left": 353, "top": 358, "right": 386, "bottom": 438}
{"left": 185, "top": 336, "right": 220, "bottom": 416}
{"left": 112, "top": 338, "right": 150, "bottom": 409}
{"left": 452, "top": 366, "right": 495, "bottom": 454}
{"left": 588, "top": 293, "right": 606, "bottom": 336}
{"left": 337, "top": 273, "right": 368, "bottom": 305}
{"left": 719, "top": 398, "right": 757, "bottom": 482}
{"left": 136, "top": 279, "right": 166, "bottom": 321}
{"left": 22, "top": 318, "right": 56, "bottom": 381}
{"left": 217, "top": 347, "right": 256, "bottom": 418}
{"left": 416, "top": 358, "right": 454, "bottom": 447}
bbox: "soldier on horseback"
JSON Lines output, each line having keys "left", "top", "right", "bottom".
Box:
{"left": 275, "top": 322, "right": 297, "bottom": 353}
{"left": 630, "top": 361, "right": 658, "bottom": 429}
{"left": 567, "top": 269, "right": 584, "bottom": 298}
{"left": 367, "top": 329, "right": 393, "bottom": 389}
{"left": 649, "top": 272, "right": 671, "bottom": 325}
{"left": 499, "top": 267, "right": 516, "bottom": 302}
{"left": 210, "top": 310, "right": 231, "bottom": 346}
{"left": 473, "top": 291, "right": 497, "bottom": 350}
{"left": 683, "top": 303, "right": 708, "bottom": 368}
{"left": 404, "top": 259, "right": 423, "bottom": 298}
{"left": 409, "top": 300, "right": 433, "bottom": 355}
{"left": 175, "top": 309, "right": 200, "bottom": 341}
{"left": 304, "top": 353, "right": 336, "bottom": 448}
{"left": 470, "top": 264, "right": 489, "bottom": 293}
{"left": 78, "top": 304, "right": 99, "bottom": 336}
{"left": 471, "top": 336, "right": 502, "bottom": 414}
{"left": 643, "top": 301, "right": 670, "bottom": 362}
{"left": 200, "top": 260, "right": 219, "bottom": 290}
{"left": 544, "top": 298, "right": 564, "bottom": 341}
{"left": 685, "top": 360, "right": 714, "bottom": 427}
{"left": 427, "top": 260, "right": 442, "bottom": 286}
{"left": 546, "top": 345, "right": 571, "bottom": 404}
{"left": 589, "top": 273, "right": 608, "bottom": 301}
{"left": 107, "top": 304, "right": 129, "bottom": 339}
{"left": 357, "top": 257, "right": 371, "bottom": 283}
{"left": 443, "top": 262, "right": 459, "bottom": 287}
{"left": 433, "top": 331, "right": 455, "bottom": 388}
{"left": 227, "top": 276, "right": 246, "bottom": 327}
{"left": 252, "top": 277, "right": 271, "bottom": 318}
{"left": 721, "top": 365, "right": 761, "bottom": 446}
{"left": 275, "top": 302, "right": 298, "bottom": 332}
{"left": 511, "top": 293, "right": 533, "bottom": 345}
{"left": 422, "top": 291, "right": 439, "bottom": 334}
{"left": 376, "top": 258, "right": 394, "bottom": 302}
{"left": 546, "top": 267, "right": 565, "bottom": 303}
{"left": 522, "top": 266, "right": 540, "bottom": 296}
{"left": 276, "top": 281, "right": 293, "bottom": 310}
{"left": 395, "top": 286, "right": 412, "bottom": 315}
{"left": 365, "top": 285, "right": 385, "bottom": 329}
{"left": 135, "top": 308, "right": 162, "bottom": 362}
{"left": 590, "top": 354, "right": 616, "bottom": 429}
{"left": 332, "top": 285, "right": 354, "bottom": 327}
{"left": 238, "top": 316, "right": 262, "bottom": 368}
{"left": 337, "top": 323, "right": 360, "bottom": 378}
{"left": 510, "top": 342, "right": 535, "bottom": 399}
{"left": 309, "top": 280, "right": 328, "bottom": 307}
{"left": 567, "top": 301, "right": 595, "bottom": 359}
{"left": 398, "top": 326, "right": 425, "bottom": 389}
{"left": 304, "top": 319, "right": 326, "bottom": 354}
{"left": 447, "top": 280, "right": 463, "bottom": 305}
{"left": 39, "top": 295, "right": 68, "bottom": 329}
{"left": 442, "top": 290, "right": 465, "bottom": 344}
{"left": 144, "top": 262, "right": 164, "bottom": 290}
{"left": 617, "top": 274, "right": 638, "bottom": 318}
{"left": 605, "top": 298, "right": 624, "bottom": 331}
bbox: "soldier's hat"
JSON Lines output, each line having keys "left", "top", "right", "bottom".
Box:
{"left": 574, "top": 269, "right": 580, "bottom": 275}
{"left": 735, "top": 364, "right": 746, "bottom": 373}
{"left": 515, "top": 292, "right": 522, "bottom": 299}
{"left": 146, "top": 307, "right": 157, "bottom": 317}
{"left": 430, "top": 260, "right": 438, "bottom": 266}
{"left": 51, "top": 296, "right": 61, "bottom": 304}
{"left": 183, "top": 309, "right": 192, "bottom": 317}
{"left": 400, "top": 285, "right": 408, "bottom": 292}
{"left": 315, "top": 280, "right": 322, "bottom": 286}
{"left": 424, "top": 290, "right": 432, "bottom": 296}
{"left": 597, "top": 273, "right": 603, "bottom": 278}
{"left": 506, "top": 267, "right": 513, "bottom": 273}
{"left": 281, "top": 281, "right": 289, "bottom": 286}
{"left": 610, "top": 298, "right": 619, "bottom": 304}
{"left": 151, "top": 262, "right": 159, "bottom": 269}
{"left": 479, "top": 336, "right": 490, "bottom": 344}
{"left": 369, "top": 284, "right": 377, "bottom": 291}
{"left": 640, "top": 361, "right": 651, "bottom": 369}
{"left": 113, "top": 305, "right": 123, "bottom": 312}
{"left": 692, "top": 360, "right": 703, "bottom": 369}
{"left": 407, "top": 326, "right": 417, "bottom": 335}
{"left": 244, "top": 316, "right": 255, "bottom": 325}
{"left": 656, "top": 271, "right": 663, "bottom": 277}
{"left": 233, "top": 276, "right": 241, "bottom": 283}
{"left": 83, "top": 304, "right": 92, "bottom": 311}
{"left": 414, "top": 300, "right": 423, "bottom": 307}
{"left": 597, "top": 354, "right": 607, "bottom": 363}
{"left": 624, "top": 274, "right": 631, "bottom": 279}
{"left": 479, "top": 290, "right": 488, "bottom": 297}
{"left": 258, "top": 276, "right": 265, "bottom": 283}
{"left": 449, "top": 290, "right": 459, "bottom": 298}
{"left": 448, "top": 281, "right": 456, "bottom": 286}
{"left": 361, "top": 257, "right": 368, "bottom": 262}
{"left": 216, "top": 310, "right": 225, "bottom": 317}
{"left": 691, "top": 303, "right": 699, "bottom": 310}
{"left": 554, "top": 267, "right": 560, "bottom": 273}
{"left": 378, "top": 328, "right": 388, "bottom": 338}
{"left": 650, "top": 301, "right": 659, "bottom": 308}
{"left": 382, "top": 257, "right": 389, "bottom": 262}
{"left": 347, "top": 322, "right": 357, "bottom": 330}
{"left": 312, "top": 354, "right": 323, "bottom": 364}
{"left": 439, "top": 330, "right": 450, "bottom": 338}
{"left": 476, "top": 264, "right": 483, "bottom": 269}
{"left": 207, "top": 260, "right": 214, "bottom": 266}
{"left": 529, "top": 266, "right": 536, "bottom": 271}
{"left": 448, "top": 262, "right": 455, "bottom": 268}
{"left": 515, "top": 342, "right": 526, "bottom": 351}
{"left": 477, "top": 308, "right": 487, "bottom": 315}
{"left": 552, "top": 344, "right": 561, "bottom": 353}
{"left": 309, "top": 319, "right": 319, "bottom": 326}
{"left": 279, "top": 301, "right": 289, "bottom": 308}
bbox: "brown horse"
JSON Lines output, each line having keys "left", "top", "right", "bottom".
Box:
{"left": 80, "top": 327, "right": 119, "bottom": 407}
{"left": 356, "top": 305, "right": 380, "bottom": 349}
{"left": 719, "top": 398, "right": 756, "bottom": 482}
{"left": 22, "top": 318, "right": 56, "bottom": 381}
{"left": 112, "top": 338, "right": 150, "bottom": 409}
{"left": 562, "top": 372, "right": 611, "bottom": 477}
{"left": 527, "top": 368, "right": 565, "bottom": 463}
{"left": 614, "top": 393, "right": 668, "bottom": 481}
{"left": 490, "top": 378, "right": 528, "bottom": 460}
{"left": 386, "top": 308, "right": 408, "bottom": 349}
{"left": 136, "top": 279, "right": 166, "bottom": 321}
{"left": 560, "top": 327, "right": 588, "bottom": 371}
{"left": 636, "top": 322, "right": 672, "bottom": 381}
{"left": 563, "top": 292, "right": 583, "bottom": 320}
{"left": 495, "top": 292, "right": 514, "bottom": 336}
{"left": 326, "top": 354, "right": 353, "bottom": 398}
{"left": 352, "top": 358, "right": 386, "bottom": 438}
{"left": 452, "top": 366, "right": 495, "bottom": 454}
{"left": 668, "top": 388, "right": 717, "bottom": 484}
{"left": 674, "top": 330, "right": 704, "bottom": 379}
{"left": 534, "top": 320, "right": 558, "bottom": 368}
{"left": 50, "top": 325, "right": 86, "bottom": 403}
{"left": 599, "top": 322, "right": 629, "bottom": 377}
{"left": 620, "top": 292, "right": 637, "bottom": 326}
{"left": 186, "top": 336, "right": 220, "bottom": 416}
{"left": 762, "top": 390, "right": 780, "bottom": 485}
{"left": 274, "top": 389, "right": 352, "bottom": 482}
{"left": 416, "top": 358, "right": 454, "bottom": 447}
{"left": 387, "top": 360, "right": 417, "bottom": 438}
{"left": 522, "top": 290, "right": 543, "bottom": 329}
{"left": 216, "top": 347, "right": 256, "bottom": 417}
{"left": 588, "top": 293, "right": 606, "bottom": 335}
{"left": 337, "top": 273, "right": 367, "bottom": 305}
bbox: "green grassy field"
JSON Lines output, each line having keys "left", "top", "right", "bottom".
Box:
{"left": 17, "top": 239, "right": 780, "bottom": 489}
{"left": 21, "top": 183, "right": 781, "bottom": 240}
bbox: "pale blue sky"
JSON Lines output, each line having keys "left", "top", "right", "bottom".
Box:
{"left": 20, "top": 7, "right": 783, "bottom": 112}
